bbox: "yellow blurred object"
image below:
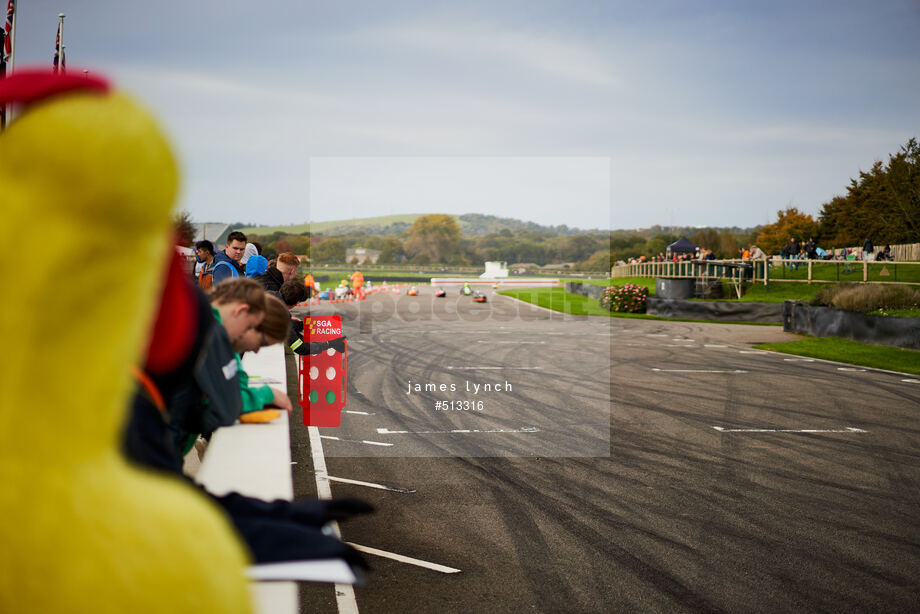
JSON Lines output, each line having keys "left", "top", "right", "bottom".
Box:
{"left": 239, "top": 409, "right": 282, "bottom": 424}
{"left": 0, "top": 92, "right": 252, "bottom": 612}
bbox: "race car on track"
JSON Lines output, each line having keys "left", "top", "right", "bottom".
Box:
{"left": 472, "top": 292, "right": 487, "bottom": 303}
{"left": 408, "top": 286, "right": 419, "bottom": 296}
{"left": 434, "top": 287, "right": 446, "bottom": 297}
{"left": 318, "top": 290, "right": 330, "bottom": 300}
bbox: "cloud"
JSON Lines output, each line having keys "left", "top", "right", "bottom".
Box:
{"left": 345, "top": 18, "right": 620, "bottom": 88}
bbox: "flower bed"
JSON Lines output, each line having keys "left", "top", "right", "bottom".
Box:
{"left": 601, "top": 283, "right": 649, "bottom": 313}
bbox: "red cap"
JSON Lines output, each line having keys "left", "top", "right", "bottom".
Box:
{"left": 0, "top": 68, "right": 109, "bottom": 106}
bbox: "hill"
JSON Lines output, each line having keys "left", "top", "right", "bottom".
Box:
{"left": 237, "top": 213, "right": 606, "bottom": 237}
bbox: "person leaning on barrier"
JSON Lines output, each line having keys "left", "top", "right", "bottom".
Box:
{"left": 254, "top": 251, "right": 300, "bottom": 292}
{"left": 124, "top": 255, "right": 372, "bottom": 568}
{"left": 214, "top": 281, "right": 292, "bottom": 416}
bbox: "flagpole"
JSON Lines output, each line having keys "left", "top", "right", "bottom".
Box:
{"left": 56, "top": 13, "right": 65, "bottom": 74}
{"left": 1, "top": 0, "right": 15, "bottom": 130}
{"left": 53, "top": 13, "right": 65, "bottom": 74}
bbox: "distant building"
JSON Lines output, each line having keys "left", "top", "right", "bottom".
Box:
{"left": 540, "top": 262, "right": 575, "bottom": 270}
{"left": 480, "top": 261, "right": 509, "bottom": 278}
{"left": 511, "top": 262, "right": 539, "bottom": 274}
{"left": 192, "top": 223, "right": 232, "bottom": 247}
{"left": 346, "top": 247, "right": 381, "bottom": 265}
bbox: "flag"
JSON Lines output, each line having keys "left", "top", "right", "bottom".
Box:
{"left": 3, "top": 1, "right": 12, "bottom": 63}
{"left": 52, "top": 18, "right": 63, "bottom": 74}
{"left": 1, "top": 0, "right": 13, "bottom": 78}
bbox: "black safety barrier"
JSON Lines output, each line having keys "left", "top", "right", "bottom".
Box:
{"left": 565, "top": 281, "right": 606, "bottom": 299}
{"left": 783, "top": 301, "right": 920, "bottom": 349}
{"left": 646, "top": 298, "right": 783, "bottom": 322}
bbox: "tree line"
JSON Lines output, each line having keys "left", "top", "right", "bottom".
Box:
{"left": 249, "top": 214, "right": 612, "bottom": 270}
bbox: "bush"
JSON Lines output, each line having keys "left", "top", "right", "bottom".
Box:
{"left": 600, "top": 284, "right": 649, "bottom": 313}
{"left": 811, "top": 283, "right": 920, "bottom": 314}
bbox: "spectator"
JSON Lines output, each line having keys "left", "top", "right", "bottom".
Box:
{"left": 254, "top": 252, "right": 300, "bottom": 293}
{"left": 805, "top": 238, "right": 817, "bottom": 259}
{"left": 231, "top": 294, "right": 293, "bottom": 414}
{"left": 245, "top": 255, "right": 269, "bottom": 277}
{"left": 877, "top": 244, "right": 893, "bottom": 261}
{"left": 863, "top": 237, "right": 874, "bottom": 260}
{"left": 212, "top": 231, "right": 247, "bottom": 285}
{"left": 241, "top": 243, "right": 259, "bottom": 266}
{"left": 273, "top": 279, "right": 307, "bottom": 307}
{"left": 195, "top": 240, "right": 217, "bottom": 291}
{"left": 749, "top": 245, "right": 766, "bottom": 260}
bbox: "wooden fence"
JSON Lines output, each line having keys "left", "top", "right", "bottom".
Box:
{"left": 612, "top": 258, "right": 920, "bottom": 286}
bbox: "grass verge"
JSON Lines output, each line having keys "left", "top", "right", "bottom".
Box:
{"left": 498, "top": 287, "right": 780, "bottom": 324}
{"left": 755, "top": 337, "right": 920, "bottom": 375}
{"left": 738, "top": 282, "right": 826, "bottom": 302}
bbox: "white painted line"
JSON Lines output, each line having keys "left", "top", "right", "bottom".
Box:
{"left": 901, "top": 379, "right": 920, "bottom": 383}
{"left": 320, "top": 435, "right": 394, "bottom": 447}
{"left": 346, "top": 543, "right": 461, "bottom": 574}
{"left": 746, "top": 348, "right": 918, "bottom": 377}
{"left": 494, "top": 293, "right": 564, "bottom": 317}
{"left": 665, "top": 344, "right": 698, "bottom": 347}
{"left": 478, "top": 341, "right": 546, "bottom": 344}
{"left": 646, "top": 334, "right": 668, "bottom": 337}
{"left": 308, "top": 426, "right": 360, "bottom": 614}
{"left": 713, "top": 426, "right": 868, "bottom": 433}
{"left": 446, "top": 366, "right": 543, "bottom": 370}
{"left": 327, "top": 476, "right": 416, "bottom": 493}
{"left": 704, "top": 344, "right": 728, "bottom": 348}
{"left": 651, "top": 368, "right": 747, "bottom": 373}
{"left": 739, "top": 350, "right": 769, "bottom": 354}
{"left": 783, "top": 358, "right": 815, "bottom": 362}
{"left": 837, "top": 367, "right": 867, "bottom": 372}
{"left": 377, "top": 427, "right": 539, "bottom": 435}
{"left": 344, "top": 410, "right": 376, "bottom": 416}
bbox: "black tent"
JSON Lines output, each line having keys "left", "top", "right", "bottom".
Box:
{"left": 667, "top": 237, "right": 698, "bottom": 255}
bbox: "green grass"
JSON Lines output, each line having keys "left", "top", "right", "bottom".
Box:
{"left": 755, "top": 337, "right": 920, "bottom": 375}
{"left": 499, "top": 287, "right": 614, "bottom": 317}
{"left": 767, "top": 261, "right": 920, "bottom": 284}
{"left": 498, "top": 287, "right": 780, "bottom": 324}
{"left": 869, "top": 308, "right": 920, "bottom": 317}
{"left": 610, "top": 277, "right": 846, "bottom": 303}
{"left": 738, "top": 282, "right": 826, "bottom": 302}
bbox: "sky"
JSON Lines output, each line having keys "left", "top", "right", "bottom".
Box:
{"left": 7, "top": 1, "right": 920, "bottom": 231}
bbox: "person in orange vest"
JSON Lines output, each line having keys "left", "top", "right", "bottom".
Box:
{"left": 303, "top": 272, "right": 315, "bottom": 299}
{"left": 350, "top": 270, "right": 365, "bottom": 299}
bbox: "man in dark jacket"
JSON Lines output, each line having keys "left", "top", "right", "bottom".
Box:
{"left": 255, "top": 251, "right": 299, "bottom": 292}
{"left": 212, "top": 231, "right": 247, "bottom": 285}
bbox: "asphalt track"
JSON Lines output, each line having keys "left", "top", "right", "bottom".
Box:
{"left": 287, "top": 285, "right": 920, "bottom": 613}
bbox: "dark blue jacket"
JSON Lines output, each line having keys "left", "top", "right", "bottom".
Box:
{"left": 212, "top": 249, "right": 243, "bottom": 285}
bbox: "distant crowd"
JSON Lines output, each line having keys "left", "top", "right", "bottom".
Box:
{"left": 623, "top": 236, "right": 894, "bottom": 265}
